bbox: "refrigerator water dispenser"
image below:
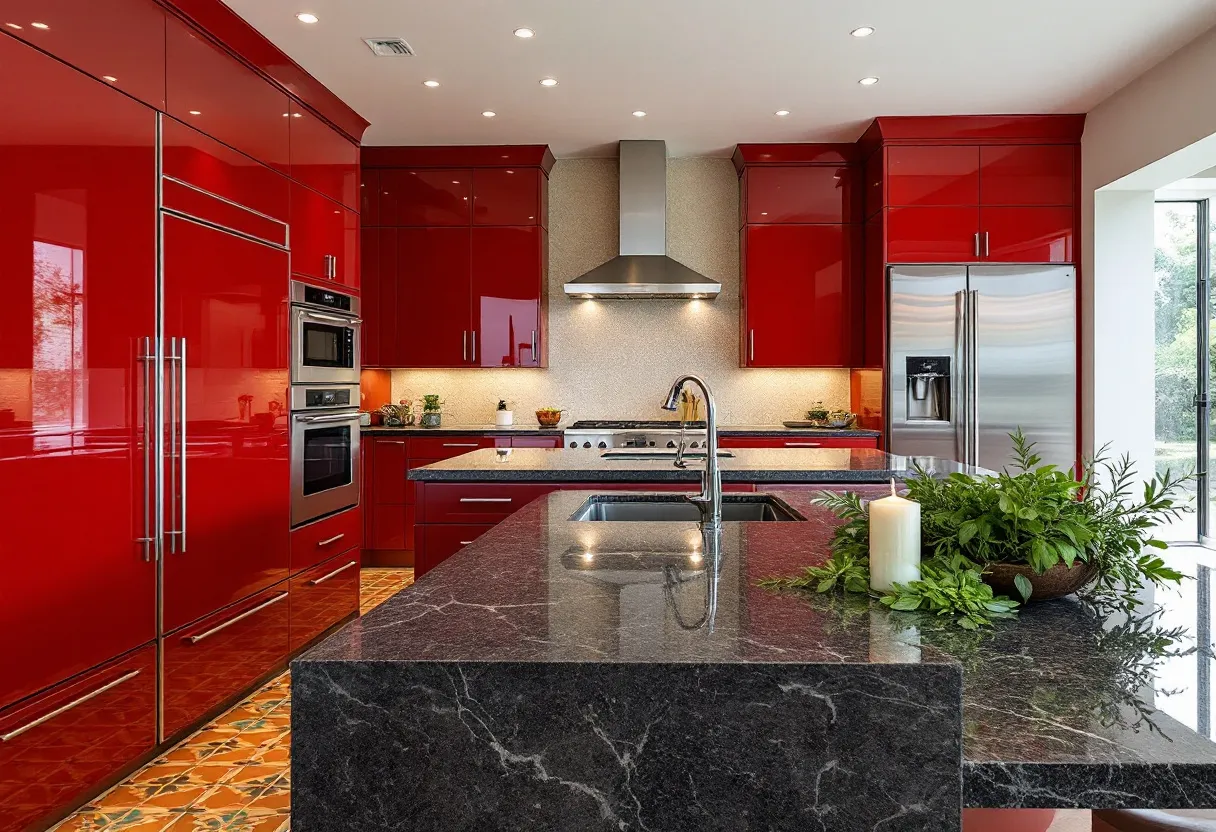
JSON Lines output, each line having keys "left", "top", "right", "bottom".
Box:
{"left": 906, "top": 356, "right": 950, "bottom": 421}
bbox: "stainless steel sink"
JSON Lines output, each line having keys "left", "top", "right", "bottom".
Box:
{"left": 569, "top": 494, "right": 804, "bottom": 522}
{"left": 600, "top": 449, "right": 735, "bottom": 460}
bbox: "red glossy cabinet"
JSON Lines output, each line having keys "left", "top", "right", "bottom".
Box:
{"left": 291, "top": 183, "right": 359, "bottom": 289}
{"left": 0, "top": 33, "right": 158, "bottom": 712}
{"left": 290, "top": 505, "right": 362, "bottom": 573}
{"left": 886, "top": 146, "right": 980, "bottom": 206}
{"left": 361, "top": 168, "right": 381, "bottom": 226}
{"left": 885, "top": 206, "right": 981, "bottom": 263}
{"left": 472, "top": 227, "right": 544, "bottom": 367}
{"left": 474, "top": 168, "right": 542, "bottom": 225}
{"left": 743, "top": 224, "right": 853, "bottom": 367}
{"left": 0, "top": 646, "right": 156, "bottom": 832}
{"left": 0, "top": 0, "right": 168, "bottom": 109}
{"left": 165, "top": 15, "right": 289, "bottom": 173}
{"left": 417, "top": 524, "right": 496, "bottom": 576}
{"left": 979, "top": 145, "right": 1074, "bottom": 206}
{"left": 290, "top": 108, "right": 360, "bottom": 210}
{"left": 361, "top": 227, "right": 381, "bottom": 365}
{"left": 289, "top": 551, "right": 360, "bottom": 652}
{"left": 162, "top": 583, "right": 290, "bottom": 739}
{"left": 382, "top": 168, "right": 472, "bottom": 226}
{"left": 746, "top": 165, "right": 853, "bottom": 223}
{"left": 363, "top": 438, "right": 413, "bottom": 562}
{"left": 397, "top": 227, "right": 473, "bottom": 367}
{"left": 981, "top": 207, "right": 1074, "bottom": 263}
{"left": 161, "top": 215, "right": 291, "bottom": 634}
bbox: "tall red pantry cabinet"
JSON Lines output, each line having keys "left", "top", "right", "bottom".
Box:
{"left": 0, "top": 3, "right": 367, "bottom": 828}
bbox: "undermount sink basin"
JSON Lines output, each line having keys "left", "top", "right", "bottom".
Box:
{"left": 569, "top": 494, "right": 804, "bottom": 522}
{"left": 600, "top": 449, "right": 735, "bottom": 460}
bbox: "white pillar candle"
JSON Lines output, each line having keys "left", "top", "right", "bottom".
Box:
{"left": 869, "top": 479, "right": 921, "bottom": 593}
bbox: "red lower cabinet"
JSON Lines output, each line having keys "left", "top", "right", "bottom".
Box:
{"left": 289, "top": 552, "right": 360, "bottom": 652}
{"left": 417, "top": 524, "right": 496, "bottom": 577}
{"left": 290, "top": 506, "right": 363, "bottom": 574}
{"left": 162, "top": 585, "right": 290, "bottom": 739}
{"left": 0, "top": 645, "right": 156, "bottom": 832}
{"left": 421, "top": 482, "right": 555, "bottom": 524}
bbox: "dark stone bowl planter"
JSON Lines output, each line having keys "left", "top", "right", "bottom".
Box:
{"left": 983, "top": 561, "right": 1098, "bottom": 601}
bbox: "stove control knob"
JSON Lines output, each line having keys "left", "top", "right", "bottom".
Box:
{"left": 649, "top": 441, "right": 657, "bottom": 447}
{"left": 569, "top": 441, "right": 578, "bottom": 448}
{"left": 690, "top": 441, "right": 700, "bottom": 448}
{"left": 666, "top": 440, "right": 677, "bottom": 448}
{"left": 598, "top": 441, "right": 607, "bottom": 449}
{"left": 583, "top": 442, "right": 592, "bottom": 449}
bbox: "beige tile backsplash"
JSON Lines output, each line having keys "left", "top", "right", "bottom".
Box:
{"left": 391, "top": 157, "right": 850, "bottom": 425}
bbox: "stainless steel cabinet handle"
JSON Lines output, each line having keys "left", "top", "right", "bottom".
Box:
{"left": 443, "top": 443, "right": 480, "bottom": 448}
{"left": 748, "top": 330, "right": 755, "bottom": 362}
{"left": 301, "top": 310, "right": 362, "bottom": 326}
{"left": 381, "top": 440, "right": 406, "bottom": 444}
{"left": 178, "top": 337, "right": 187, "bottom": 553}
{"left": 784, "top": 442, "right": 822, "bottom": 447}
{"left": 137, "top": 338, "right": 155, "bottom": 561}
{"left": 983, "top": 231, "right": 990, "bottom": 258}
{"left": 0, "top": 670, "right": 142, "bottom": 742}
{"left": 462, "top": 331, "right": 468, "bottom": 361}
{"left": 308, "top": 560, "right": 358, "bottom": 586}
{"left": 531, "top": 330, "right": 538, "bottom": 362}
{"left": 317, "top": 533, "right": 346, "bottom": 547}
{"left": 471, "top": 330, "right": 477, "bottom": 363}
{"left": 324, "top": 253, "right": 337, "bottom": 280}
{"left": 973, "top": 232, "right": 981, "bottom": 258}
{"left": 187, "top": 592, "right": 288, "bottom": 644}
{"left": 459, "top": 497, "right": 512, "bottom": 503}
{"left": 459, "top": 540, "right": 475, "bottom": 546}
{"left": 166, "top": 338, "right": 181, "bottom": 554}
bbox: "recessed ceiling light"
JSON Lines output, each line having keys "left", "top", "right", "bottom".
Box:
{"left": 296, "top": 12, "right": 318, "bottom": 24}
{"left": 102, "top": 75, "right": 118, "bottom": 83}
{"left": 30, "top": 21, "right": 49, "bottom": 29}
{"left": 632, "top": 111, "right": 646, "bottom": 118}
{"left": 482, "top": 110, "right": 496, "bottom": 118}
{"left": 859, "top": 76, "right": 880, "bottom": 86}
{"left": 188, "top": 110, "right": 202, "bottom": 116}
{"left": 422, "top": 80, "right": 440, "bottom": 88}
{"left": 5, "top": 22, "right": 23, "bottom": 29}
{"left": 539, "top": 78, "right": 558, "bottom": 87}
{"left": 851, "top": 26, "right": 875, "bottom": 37}
{"left": 775, "top": 110, "right": 790, "bottom": 116}
{"left": 513, "top": 27, "right": 535, "bottom": 38}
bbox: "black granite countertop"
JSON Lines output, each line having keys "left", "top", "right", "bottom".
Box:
{"left": 299, "top": 489, "right": 1216, "bottom": 814}
{"left": 361, "top": 423, "right": 882, "bottom": 437}
{"left": 407, "top": 446, "right": 979, "bottom": 483}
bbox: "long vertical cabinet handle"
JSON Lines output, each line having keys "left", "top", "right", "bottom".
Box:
{"left": 748, "top": 330, "right": 755, "bottom": 363}
{"left": 137, "top": 337, "right": 155, "bottom": 561}
{"left": 324, "top": 254, "right": 337, "bottom": 280}
{"left": 178, "top": 337, "right": 187, "bottom": 553}
{"left": 954, "top": 292, "right": 968, "bottom": 465}
{"left": 462, "top": 331, "right": 467, "bottom": 362}
{"left": 983, "top": 232, "right": 990, "bottom": 258}
{"left": 973, "top": 233, "right": 981, "bottom": 259}
{"left": 531, "top": 330, "right": 538, "bottom": 364}
{"left": 968, "top": 290, "right": 980, "bottom": 466}
{"left": 166, "top": 337, "right": 179, "bottom": 553}
{"left": 471, "top": 331, "right": 477, "bottom": 363}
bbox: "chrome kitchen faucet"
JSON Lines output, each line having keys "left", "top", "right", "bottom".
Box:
{"left": 661, "top": 374, "right": 722, "bottom": 528}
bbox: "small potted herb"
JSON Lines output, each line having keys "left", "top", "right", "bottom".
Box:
{"left": 807, "top": 401, "right": 830, "bottom": 425}
{"left": 495, "top": 399, "right": 514, "bottom": 427}
{"left": 420, "top": 394, "right": 444, "bottom": 428}
{"left": 378, "top": 400, "right": 414, "bottom": 427}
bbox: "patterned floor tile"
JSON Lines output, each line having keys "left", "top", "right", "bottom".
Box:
{"left": 53, "top": 569, "right": 413, "bottom": 830}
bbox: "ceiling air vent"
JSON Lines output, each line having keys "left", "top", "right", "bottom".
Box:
{"left": 363, "top": 37, "right": 415, "bottom": 57}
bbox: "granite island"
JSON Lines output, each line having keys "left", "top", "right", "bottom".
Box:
{"left": 292, "top": 487, "right": 1216, "bottom": 831}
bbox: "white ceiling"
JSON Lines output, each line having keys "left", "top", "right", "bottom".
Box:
{"left": 223, "top": 0, "right": 1216, "bottom": 157}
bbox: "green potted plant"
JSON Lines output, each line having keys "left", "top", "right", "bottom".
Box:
{"left": 807, "top": 401, "right": 830, "bottom": 425}
{"left": 378, "top": 400, "right": 414, "bottom": 427}
{"left": 420, "top": 394, "right": 444, "bottom": 428}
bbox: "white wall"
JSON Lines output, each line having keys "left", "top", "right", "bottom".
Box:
{"left": 1082, "top": 25, "right": 1216, "bottom": 477}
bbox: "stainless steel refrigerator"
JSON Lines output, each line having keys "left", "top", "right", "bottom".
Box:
{"left": 887, "top": 265, "right": 1076, "bottom": 472}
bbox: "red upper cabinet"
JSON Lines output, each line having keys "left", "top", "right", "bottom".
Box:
{"left": 864, "top": 150, "right": 884, "bottom": 220}
{"left": 290, "top": 108, "right": 360, "bottom": 210}
{"left": 382, "top": 169, "right": 472, "bottom": 226}
{"left": 361, "top": 168, "right": 381, "bottom": 227}
{"left": 291, "top": 183, "right": 359, "bottom": 289}
{"left": 397, "top": 227, "right": 472, "bottom": 367}
{"left": 361, "top": 228, "right": 380, "bottom": 365}
{"left": 472, "top": 227, "right": 544, "bottom": 367}
{"left": 980, "top": 207, "right": 1074, "bottom": 263}
{"left": 0, "top": 33, "right": 158, "bottom": 710}
{"left": 743, "top": 224, "right": 853, "bottom": 367}
{"left": 165, "top": 15, "right": 290, "bottom": 173}
{"left": 746, "top": 166, "right": 853, "bottom": 224}
{"left": 886, "top": 146, "right": 980, "bottom": 207}
{"left": 979, "top": 145, "right": 1075, "bottom": 206}
{"left": 474, "top": 168, "right": 541, "bottom": 225}
{"left": 0, "top": 0, "right": 167, "bottom": 109}
{"left": 886, "top": 206, "right": 981, "bottom": 263}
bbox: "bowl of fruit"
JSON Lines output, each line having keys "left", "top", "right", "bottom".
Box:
{"left": 536, "top": 407, "right": 565, "bottom": 427}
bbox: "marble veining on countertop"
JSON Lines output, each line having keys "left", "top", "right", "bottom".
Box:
{"left": 300, "top": 489, "right": 1216, "bottom": 809}
{"left": 406, "top": 446, "right": 981, "bottom": 482}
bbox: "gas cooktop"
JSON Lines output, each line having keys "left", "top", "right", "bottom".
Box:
{"left": 563, "top": 420, "right": 709, "bottom": 450}
{"left": 568, "top": 420, "right": 707, "bottom": 430}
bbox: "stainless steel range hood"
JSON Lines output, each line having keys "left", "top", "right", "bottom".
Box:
{"left": 563, "top": 140, "right": 721, "bottom": 300}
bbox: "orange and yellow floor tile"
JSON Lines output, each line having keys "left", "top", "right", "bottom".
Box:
{"left": 50, "top": 568, "right": 413, "bottom": 832}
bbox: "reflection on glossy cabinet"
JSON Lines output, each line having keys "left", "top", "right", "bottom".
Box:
{"left": 979, "top": 145, "right": 1075, "bottom": 206}
{"left": 289, "top": 551, "right": 360, "bottom": 652}
{"left": 743, "top": 224, "right": 853, "bottom": 367}
{"left": 165, "top": 14, "right": 289, "bottom": 173}
{"left": 290, "top": 108, "right": 359, "bottom": 210}
{"left": 0, "top": 33, "right": 159, "bottom": 711}
{"left": 886, "top": 146, "right": 980, "bottom": 207}
{"left": 291, "top": 183, "right": 359, "bottom": 288}
{"left": 361, "top": 227, "right": 381, "bottom": 365}
{"left": 981, "top": 207, "right": 1075, "bottom": 263}
{"left": 472, "top": 227, "right": 543, "bottom": 367}
{"left": 474, "top": 168, "right": 541, "bottom": 225}
{"left": 885, "top": 206, "right": 980, "bottom": 263}
{"left": 397, "top": 227, "right": 472, "bottom": 367}
{"left": 361, "top": 168, "right": 380, "bottom": 226}
{"left": 382, "top": 168, "right": 472, "bottom": 226}
{"left": 746, "top": 166, "right": 853, "bottom": 224}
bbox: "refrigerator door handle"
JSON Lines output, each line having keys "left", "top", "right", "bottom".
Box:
{"left": 166, "top": 337, "right": 179, "bottom": 554}
{"left": 954, "top": 291, "right": 969, "bottom": 465}
{"left": 968, "top": 290, "right": 980, "bottom": 465}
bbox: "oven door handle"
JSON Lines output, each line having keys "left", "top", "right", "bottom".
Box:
{"left": 300, "top": 309, "right": 362, "bottom": 326}
{"left": 296, "top": 413, "right": 360, "bottom": 424}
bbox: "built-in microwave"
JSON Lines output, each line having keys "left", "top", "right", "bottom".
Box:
{"left": 290, "top": 281, "right": 361, "bottom": 386}
{"left": 290, "top": 384, "right": 361, "bottom": 527}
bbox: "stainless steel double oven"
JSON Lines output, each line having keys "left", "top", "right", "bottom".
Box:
{"left": 289, "top": 281, "right": 362, "bottom": 527}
